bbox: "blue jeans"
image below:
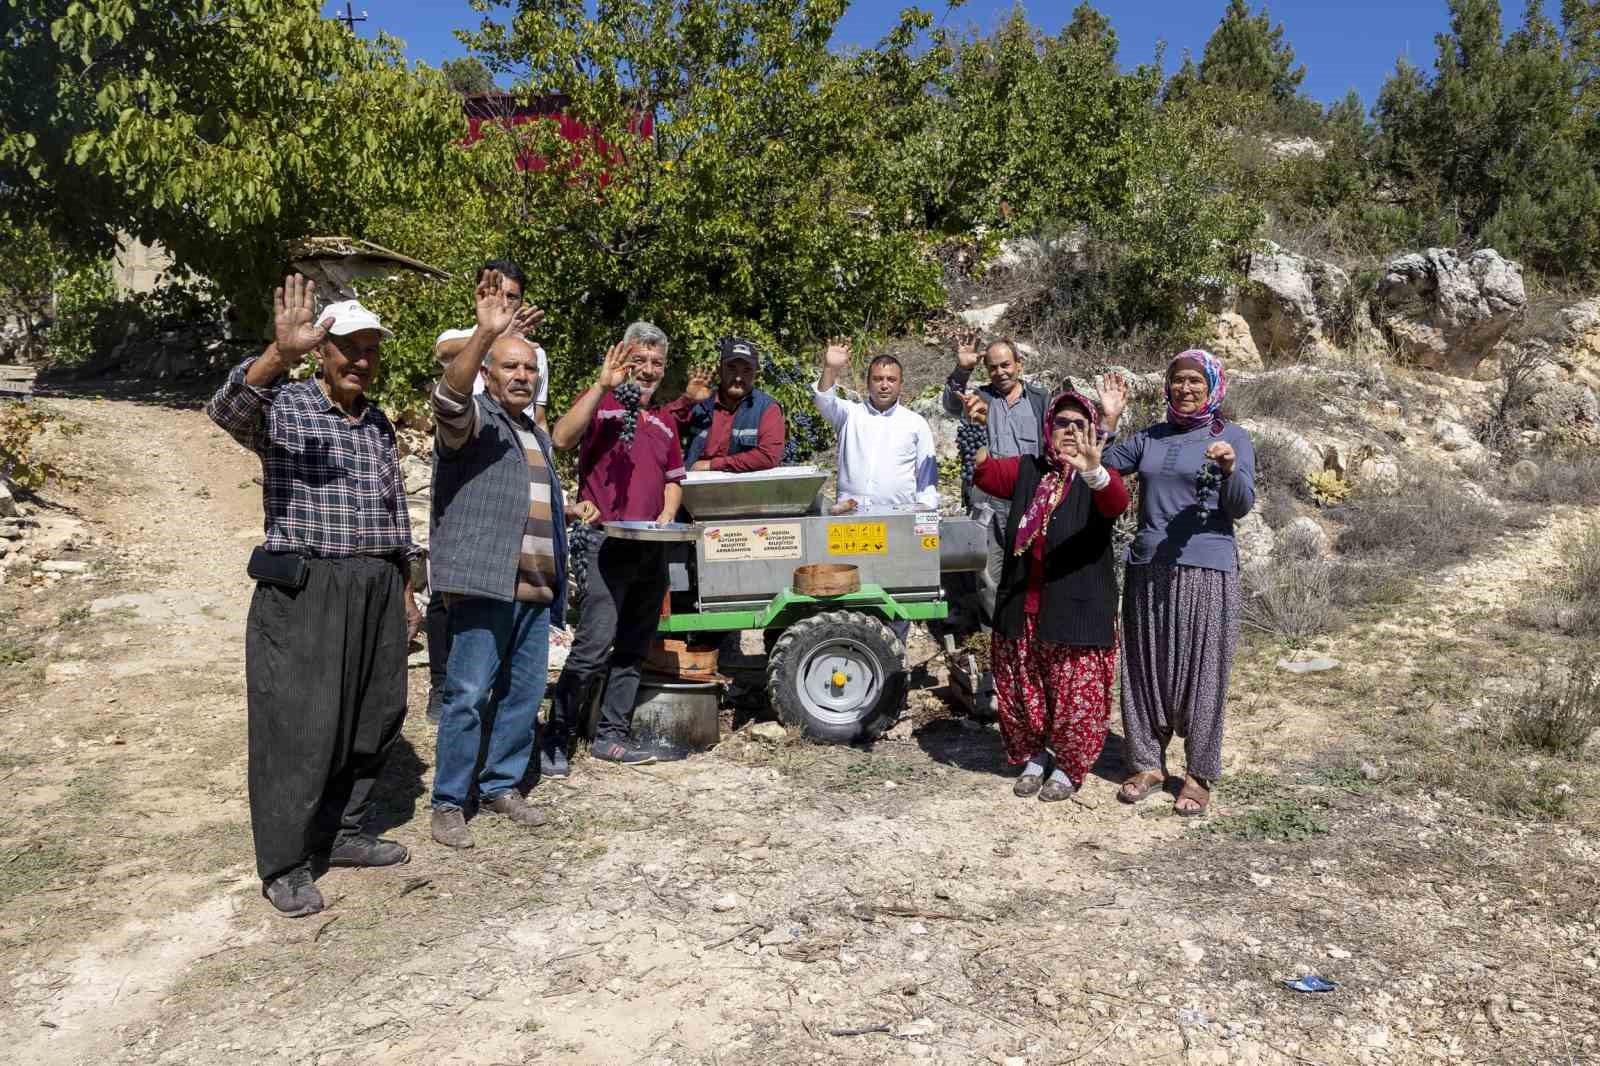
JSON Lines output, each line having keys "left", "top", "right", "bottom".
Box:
{"left": 431, "top": 597, "right": 550, "bottom": 811}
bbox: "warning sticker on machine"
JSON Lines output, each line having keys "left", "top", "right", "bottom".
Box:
{"left": 827, "top": 520, "right": 888, "bottom": 555}
{"left": 702, "top": 523, "right": 803, "bottom": 562}
{"left": 913, "top": 510, "right": 940, "bottom": 535}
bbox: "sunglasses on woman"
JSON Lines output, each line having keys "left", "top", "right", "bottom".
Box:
{"left": 1051, "top": 416, "right": 1091, "bottom": 430}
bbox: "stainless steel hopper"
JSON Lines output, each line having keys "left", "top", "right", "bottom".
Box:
{"left": 678, "top": 465, "right": 827, "bottom": 520}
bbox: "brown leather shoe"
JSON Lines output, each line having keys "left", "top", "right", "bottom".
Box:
{"left": 1013, "top": 772, "right": 1045, "bottom": 798}
{"left": 431, "top": 807, "right": 474, "bottom": 849}
{"left": 486, "top": 792, "right": 548, "bottom": 827}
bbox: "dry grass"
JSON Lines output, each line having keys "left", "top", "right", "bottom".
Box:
{"left": 1497, "top": 654, "right": 1600, "bottom": 758}
{"left": 1222, "top": 371, "right": 1327, "bottom": 424}
{"left": 1334, "top": 466, "right": 1504, "bottom": 571}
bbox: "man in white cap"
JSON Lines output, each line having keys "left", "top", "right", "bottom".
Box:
{"left": 207, "top": 275, "right": 422, "bottom": 918}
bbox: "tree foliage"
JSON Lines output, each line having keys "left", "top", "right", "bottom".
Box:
{"left": 0, "top": 0, "right": 464, "bottom": 323}
{"left": 1197, "top": 0, "right": 1307, "bottom": 102}
{"left": 444, "top": 0, "right": 946, "bottom": 448}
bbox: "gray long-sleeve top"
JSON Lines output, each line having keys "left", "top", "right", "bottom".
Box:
{"left": 941, "top": 369, "right": 1044, "bottom": 523}
{"left": 1102, "top": 421, "right": 1256, "bottom": 572}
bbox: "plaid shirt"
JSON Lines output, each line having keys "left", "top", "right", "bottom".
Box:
{"left": 207, "top": 358, "right": 418, "bottom": 561}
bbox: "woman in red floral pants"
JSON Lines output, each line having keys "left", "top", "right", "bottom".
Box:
{"left": 972, "top": 391, "right": 1128, "bottom": 802}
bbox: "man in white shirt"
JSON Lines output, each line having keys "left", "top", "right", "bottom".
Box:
{"left": 435, "top": 260, "right": 549, "bottom": 429}
{"left": 810, "top": 340, "right": 939, "bottom": 513}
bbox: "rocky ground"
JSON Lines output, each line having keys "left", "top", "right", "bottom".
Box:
{"left": 0, "top": 371, "right": 1597, "bottom": 1066}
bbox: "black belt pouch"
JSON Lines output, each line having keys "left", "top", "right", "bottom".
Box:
{"left": 247, "top": 546, "right": 309, "bottom": 590}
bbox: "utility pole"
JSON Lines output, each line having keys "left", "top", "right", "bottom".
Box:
{"left": 333, "top": 2, "right": 367, "bottom": 32}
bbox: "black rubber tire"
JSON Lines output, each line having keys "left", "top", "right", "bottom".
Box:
{"left": 766, "top": 610, "right": 906, "bottom": 744}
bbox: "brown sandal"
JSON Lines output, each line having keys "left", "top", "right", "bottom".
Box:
{"left": 1117, "top": 770, "right": 1165, "bottom": 805}
{"left": 1174, "top": 776, "right": 1210, "bottom": 817}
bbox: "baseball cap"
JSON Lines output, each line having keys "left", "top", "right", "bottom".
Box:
{"left": 718, "top": 336, "right": 759, "bottom": 368}
{"left": 320, "top": 299, "right": 393, "bottom": 339}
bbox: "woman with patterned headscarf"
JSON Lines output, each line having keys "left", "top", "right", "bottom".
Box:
{"left": 1098, "top": 351, "right": 1256, "bottom": 817}
{"left": 971, "top": 391, "right": 1130, "bottom": 803}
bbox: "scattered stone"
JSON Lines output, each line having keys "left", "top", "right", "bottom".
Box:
{"left": 1326, "top": 945, "right": 1352, "bottom": 960}
{"left": 1176, "top": 1007, "right": 1210, "bottom": 1028}
{"left": 1035, "top": 989, "right": 1059, "bottom": 1009}
{"left": 758, "top": 927, "right": 797, "bottom": 947}
{"left": 1277, "top": 656, "right": 1340, "bottom": 674}
{"left": 743, "top": 721, "right": 788, "bottom": 744}
{"left": 1179, "top": 941, "right": 1205, "bottom": 965}
{"left": 38, "top": 560, "right": 89, "bottom": 574}
{"left": 0, "top": 480, "right": 16, "bottom": 518}
{"left": 1432, "top": 419, "right": 1480, "bottom": 452}
{"left": 1249, "top": 872, "right": 1274, "bottom": 888}
{"left": 957, "top": 302, "right": 1009, "bottom": 332}
{"left": 1509, "top": 459, "right": 1542, "bottom": 492}
{"left": 1364, "top": 1025, "right": 1391, "bottom": 1049}
{"left": 1278, "top": 516, "right": 1330, "bottom": 558}
{"left": 1359, "top": 760, "right": 1381, "bottom": 782}
{"left": 711, "top": 893, "right": 741, "bottom": 913}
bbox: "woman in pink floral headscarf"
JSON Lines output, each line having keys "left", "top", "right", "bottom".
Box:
{"left": 972, "top": 390, "right": 1129, "bottom": 803}
{"left": 1098, "top": 351, "right": 1257, "bottom": 817}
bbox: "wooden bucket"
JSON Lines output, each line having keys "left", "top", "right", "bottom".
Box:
{"left": 793, "top": 563, "right": 860, "bottom": 597}
{"left": 645, "top": 638, "right": 720, "bottom": 677}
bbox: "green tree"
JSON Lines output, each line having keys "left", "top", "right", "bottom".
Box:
{"left": 1369, "top": 0, "right": 1600, "bottom": 277}
{"left": 451, "top": 0, "right": 946, "bottom": 443}
{"left": 1197, "top": 0, "right": 1307, "bottom": 102}
{"left": 442, "top": 56, "right": 497, "bottom": 95}
{"left": 0, "top": 0, "right": 464, "bottom": 325}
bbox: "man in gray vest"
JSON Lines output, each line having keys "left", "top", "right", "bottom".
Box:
{"left": 941, "top": 333, "right": 1048, "bottom": 622}
{"left": 661, "top": 336, "right": 786, "bottom": 472}
{"left": 426, "top": 270, "right": 589, "bottom": 849}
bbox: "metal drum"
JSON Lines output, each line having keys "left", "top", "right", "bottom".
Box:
{"left": 583, "top": 679, "right": 721, "bottom": 761}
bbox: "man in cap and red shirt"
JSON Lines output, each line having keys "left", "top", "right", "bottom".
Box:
{"left": 660, "top": 336, "right": 785, "bottom": 472}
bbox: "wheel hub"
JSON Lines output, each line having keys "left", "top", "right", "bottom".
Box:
{"left": 797, "top": 637, "right": 883, "bottom": 727}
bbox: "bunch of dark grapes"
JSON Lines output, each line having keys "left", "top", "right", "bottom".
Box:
{"left": 1195, "top": 461, "right": 1222, "bottom": 520}
{"left": 614, "top": 381, "right": 642, "bottom": 444}
{"left": 956, "top": 421, "right": 986, "bottom": 484}
{"left": 567, "top": 521, "right": 598, "bottom": 603}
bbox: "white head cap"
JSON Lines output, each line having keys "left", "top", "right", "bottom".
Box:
{"left": 319, "top": 299, "right": 393, "bottom": 339}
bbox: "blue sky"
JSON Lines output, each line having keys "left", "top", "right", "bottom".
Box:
{"left": 325, "top": 0, "right": 1564, "bottom": 107}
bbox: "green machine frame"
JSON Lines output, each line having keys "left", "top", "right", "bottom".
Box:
{"left": 656, "top": 583, "right": 947, "bottom": 635}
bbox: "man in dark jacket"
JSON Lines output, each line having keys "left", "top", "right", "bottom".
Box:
{"left": 661, "top": 336, "right": 785, "bottom": 472}
{"left": 426, "top": 270, "right": 587, "bottom": 850}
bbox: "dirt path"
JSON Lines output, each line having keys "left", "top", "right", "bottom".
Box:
{"left": 0, "top": 391, "right": 1595, "bottom": 1066}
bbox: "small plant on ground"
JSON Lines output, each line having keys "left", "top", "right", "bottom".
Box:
{"left": 58, "top": 605, "right": 90, "bottom": 626}
{"left": 1204, "top": 798, "right": 1331, "bottom": 842}
{"left": 1552, "top": 518, "right": 1600, "bottom": 636}
{"left": 1497, "top": 653, "right": 1600, "bottom": 759}
{"left": 1304, "top": 468, "right": 1351, "bottom": 505}
{"left": 0, "top": 640, "right": 33, "bottom": 666}
{"left": 1, "top": 402, "right": 80, "bottom": 491}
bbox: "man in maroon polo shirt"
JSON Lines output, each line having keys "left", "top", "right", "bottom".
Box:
{"left": 660, "top": 336, "right": 785, "bottom": 472}
{"left": 547, "top": 321, "right": 685, "bottom": 769}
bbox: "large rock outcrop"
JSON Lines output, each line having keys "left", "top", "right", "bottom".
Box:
{"left": 1375, "top": 248, "right": 1526, "bottom": 377}
{"left": 1235, "top": 243, "right": 1358, "bottom": 362}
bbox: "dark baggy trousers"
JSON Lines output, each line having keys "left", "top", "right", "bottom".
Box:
{"left": 425, "top": 589, "right": 452, "bottom": 693}
{"left": 547, "top": 537, "right": 667, "bottom": 745}
{"left": 245, "top": 555, "right": 408, "bottom": 883}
